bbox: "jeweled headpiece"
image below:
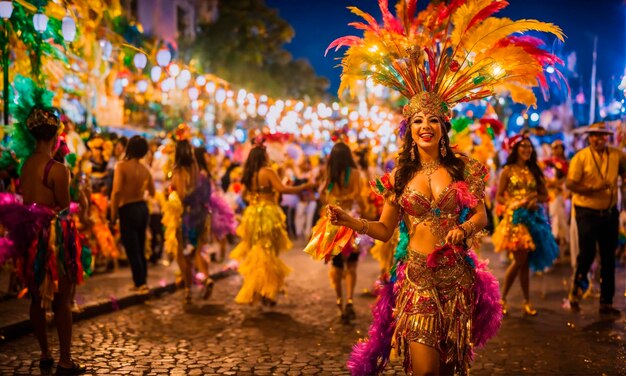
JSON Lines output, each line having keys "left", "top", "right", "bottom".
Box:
{"left": 327, "top": 0, "right": 566, "bottom": 121}
{"left": 26, "top": 107, "right": 60, "bottom": 131}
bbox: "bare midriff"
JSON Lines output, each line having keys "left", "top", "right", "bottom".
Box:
{"left": 407, "top": 219, "right": 450, "bottom": 256}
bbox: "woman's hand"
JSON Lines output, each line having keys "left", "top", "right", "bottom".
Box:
{"left": 327, "top": 204, "right": 352, "bottom": 227}
{"left": 445, "top": 227, "right": 465, "bottom": 245}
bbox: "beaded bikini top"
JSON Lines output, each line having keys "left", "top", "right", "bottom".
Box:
{"left": 371, "top": 156, "right": 488, "bottom": 244}
{"left": 400, "top": 181, "right": 468, "bottom": 243}
{"left": 504, "top": 165, "right": 537, "bottom": 200}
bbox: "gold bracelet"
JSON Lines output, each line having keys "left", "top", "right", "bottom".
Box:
{"left": 357, "top": 218, "right": 369, "bottom": 234}
{"left": 463, "top": 220, "right": 476, "bottom": 236}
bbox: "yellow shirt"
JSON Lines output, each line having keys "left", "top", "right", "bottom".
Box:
{"left": 568, "top": 146, "right": 624, "bottom": 210}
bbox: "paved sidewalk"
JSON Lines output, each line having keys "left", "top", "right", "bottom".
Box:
{"left": 0, "top": 239, "right": 624, "bottom": 375}
{"left": 0, "top": 261, "right": 236, "bottom": 341}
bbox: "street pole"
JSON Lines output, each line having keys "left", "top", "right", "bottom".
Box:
{"left": 2, "top": 24, "right": 8, "bottom": 126}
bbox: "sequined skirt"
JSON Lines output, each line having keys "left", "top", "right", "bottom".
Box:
{"left": 393, "top": 247, "right": 475, "bottom": 374}
{"left": 492, "top": 207, "right": 535, "bottom": 252}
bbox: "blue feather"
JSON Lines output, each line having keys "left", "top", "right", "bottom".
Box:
{"left": 512, "top": 207, "right": 559, "bottom": 272}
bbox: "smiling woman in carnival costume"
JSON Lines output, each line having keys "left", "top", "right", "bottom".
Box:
{"left": 0, "top": 76, "right": 87, "bottom": 374}
{"left": 492, "top": 135, "right": 559, "bottom": 316}
{"left": 324, "top": 0, "right": 565, "bottom": 374}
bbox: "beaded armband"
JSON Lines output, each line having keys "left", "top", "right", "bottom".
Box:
{"left": 369, "top": 173, "right": 398, "bottom": 206}
{"left": 462, "top": 156, "right": 489, "bottom": 202}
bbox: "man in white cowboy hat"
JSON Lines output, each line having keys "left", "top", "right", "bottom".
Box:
{"left": 566, "top": 121, "right": 625, "bottom": 315}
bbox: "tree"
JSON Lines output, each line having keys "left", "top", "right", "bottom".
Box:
{"left": 191, "top": 0, "right": 329, "bottom": 100}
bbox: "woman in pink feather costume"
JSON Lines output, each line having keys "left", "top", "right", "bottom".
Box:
{"left": 0, "top": 108, "right": 86, "bottom": 373}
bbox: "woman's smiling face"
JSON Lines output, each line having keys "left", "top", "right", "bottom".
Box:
{"left": 410, "top": 111, "right": 442, "bottom": 151}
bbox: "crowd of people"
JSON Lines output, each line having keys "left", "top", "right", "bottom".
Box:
{"left": 1, "top": 105, "right": 625, "bottom": 376}
{"left": 1, "top": 0, "right": 625, "bottom": 374}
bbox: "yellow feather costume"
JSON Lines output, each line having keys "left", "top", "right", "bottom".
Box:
{"left": 231, "top": 197, "right": 292, "bottom": 304}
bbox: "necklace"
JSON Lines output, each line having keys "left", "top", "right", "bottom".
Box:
{"left": 419, "top": 159, "right": 441, "bottom": 177}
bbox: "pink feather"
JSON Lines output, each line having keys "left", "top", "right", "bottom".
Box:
{"left": 468, "top": 250, "right": 503, "bottom": 351}
{"left": 378, "top": 0, "right": 403, "bottom": 34}
{"left": 325, "top": 36, "right": 362, "bottom": 55}
{"left": 452, "top": 181, "right": 478, "bottom": 209}
{"left": 347, "top": 277, "right": 398, "bottom": 375}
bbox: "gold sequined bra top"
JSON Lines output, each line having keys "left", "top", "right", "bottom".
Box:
{"left": 399, "top": 182, "right": 463, "bottom": 243}
{"left": 370, "top": 156, "right": 488, "bottom": 245}
{"left": 505, "top": 166, "right": 537, "bottom": 200}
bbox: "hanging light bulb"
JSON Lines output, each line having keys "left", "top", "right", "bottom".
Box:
{"left": 0, "top": 1, "right": 13, "bottom": 20}
{"left": 33, "top": 12, "right": 48, "bottom": 33}
{"left": 175, "top": 75, "right": 189, "bottom": 89}
{"left": 188, "top": 87, "right": 199, "bottom": 100}
{"left": 136, "top": 80, "right": 149, "bottom": 93}
{"left": 156, "top": 48, "right": 171, "bottom": 67}
{"left": 133, "top": 53, "right": 147, "bottom": 70}
{"left": 215, "top": 88, "right": 226, "bottom": 104}
{"left": 150, "top": 66, "right": 162, "bottom": 82}
{"left": 100, "top": 40, "right": 112, "bottom": 59}
{"left": 178, "top": 69, "right": 191, "bottom": 82}
{"left": 195, "top": 76, "right": 206, "bottom": 86}
{"left": 61, "top": 13, "right": 76, "bottom": 42}
{"left": 113, "top": 79, "right": 124, "bottom": 96}
{"left": 168, "top": 63, "right": 180, "bottom": 77}
{"left": 205, "top": 81, "right": 216, "bottom": 94}
{"left": 161, "top": 77, "right": 174, "bottom": 92}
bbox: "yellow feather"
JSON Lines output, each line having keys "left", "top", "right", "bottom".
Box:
{"left": 450, "top": 0, "right": 495, "bottom": 46}
{"left": 495, "top": 83, "right": 538, "bottom": 108}
{"left": 460, "top": 18, "right": 564, "bottom": 56}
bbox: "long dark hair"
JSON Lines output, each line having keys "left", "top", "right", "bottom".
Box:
{"left": 327, "top": 142, "right": 357, "bottom": 189}
{"left": 174, "top": 140, "right": 195, "bottom": 169}
{"left": 194, "top": 146, "right": 210, "bottom": 176}
{"left": 505, "top": 138, "right": 545, "bottom": 186}
{"left": 242, "top": 146, "right": 269, "bottom": 190}
{"left": 394, "top": 117, "right": 465, "bottom": 198}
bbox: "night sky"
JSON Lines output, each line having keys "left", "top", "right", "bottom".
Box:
{"left": 266, "top": 0, "right": 625, "bottom": 97}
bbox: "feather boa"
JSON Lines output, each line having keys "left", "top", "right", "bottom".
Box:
{"left": 467, "top": 250, "right": 502, "bottom": 351}
{"left": 512, "top": 206, "right": 559, "bottom": 272}
{"left": 347, "top": 221, "right": 409, "bottom": 375}
{"left": 182, "top": 175, "right": 213, "bottom": 246}
{"left": 0, "top": 197, "right": 85, "bottom": 306}
{"left": 347, "top": 280, "right": 396, "bottom": 375}
{"left": 209, "top": 192, "right": 237, "bottom": 239}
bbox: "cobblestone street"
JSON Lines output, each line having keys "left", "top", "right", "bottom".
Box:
{"left": 0, "top": 240, "right": 624, "bottom": 375}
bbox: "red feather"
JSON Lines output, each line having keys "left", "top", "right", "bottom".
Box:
{"left": 378, "top": 0, "right": 403, "bottom": 34}
{"left": 325, "top": 36, "right": 362, "bottom": 56}
{"left": 466, "top": 0, "right": 509, "bottom": 31}
{"left": 437, "top": 0, "right": 467, "bottom": 25}
{"left": 479, "top": 118, "right": 504, "bottom": 135}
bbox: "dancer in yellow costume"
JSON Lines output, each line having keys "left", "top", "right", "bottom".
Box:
{"left": 232, "top": 138, "right": 315, "bottom": 305}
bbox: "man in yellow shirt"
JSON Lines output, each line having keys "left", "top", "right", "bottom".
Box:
{"left": 566, "top": 122, "right": 625, "bottom": 316}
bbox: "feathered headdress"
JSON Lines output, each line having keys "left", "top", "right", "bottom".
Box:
{"left": 0, "top": 75, "right": 56, "bottom": 174}
{"left": 327, "top": 0, "right": 566, "bottom": 121}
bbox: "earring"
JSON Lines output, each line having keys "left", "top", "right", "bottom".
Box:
{"left": 440, "top": 139, "right": 447, "bottom": 157}
{"left": 410, "top": 141, "right": 416, "bottom": 161}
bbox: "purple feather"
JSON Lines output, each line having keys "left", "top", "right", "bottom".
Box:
{"left": 209, "top": 193, "right": 237, "bottom": 239}
{"left": 357, "top": 234, "right": 374, "bottom": 255}
{"left": 347, "top": 280, "right": 396, "bottom": 375}
{"left": 468, "top": 250, "right": 502, "bottom": 351}
{"left": 398, "top": 118, "right": 408, "bottom": 139}
{"left": 0, "top": 237, "right": 15, "bottom": 265}
{"left": 0, "top": 201, "right": 55, "bottom": 258}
